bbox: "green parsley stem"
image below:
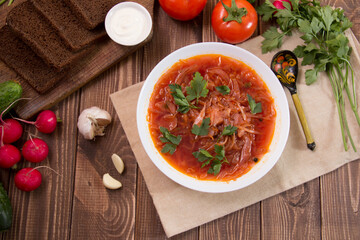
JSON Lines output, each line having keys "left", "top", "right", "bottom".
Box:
{"left": 336, "top": 62, "right": 360, "bottom": 126}
{"left": 331, "top": 65, "right": 357, "bottom": 151}
{"left": 328, "top": 67, "right": 348, "bottom": 151}
{"left": 340, "top": 58, "right": 360, "bottom": 125}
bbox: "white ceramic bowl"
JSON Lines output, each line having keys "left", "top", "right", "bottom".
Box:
{"left": 137, "top": 42, "right": 290, "bottom": 193}
{"left": 105, "top": 2, "right": 152, "bottom": 46}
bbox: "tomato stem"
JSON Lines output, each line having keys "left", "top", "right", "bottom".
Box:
{"left": 221, "top": 0, "right": 247, "bottom": 24}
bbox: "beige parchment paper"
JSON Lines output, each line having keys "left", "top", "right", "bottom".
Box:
{"left": 110, "top": 31, "right": 360, "bottom": 237}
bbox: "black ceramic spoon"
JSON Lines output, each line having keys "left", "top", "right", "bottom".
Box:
{"left": 271, "top": 50, "right": 316, "bottom": 151}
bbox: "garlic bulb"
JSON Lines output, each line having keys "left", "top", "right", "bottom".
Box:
{"left": 77, "top": 106, "right": 112, "bottom": 140}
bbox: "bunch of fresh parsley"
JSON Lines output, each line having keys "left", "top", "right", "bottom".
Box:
{"left": 257, "top": 0, "right": 360, "bottom": 151}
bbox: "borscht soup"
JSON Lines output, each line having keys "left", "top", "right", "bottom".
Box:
{"left": 147, "top": 54, "right": 276, "bottom": 181}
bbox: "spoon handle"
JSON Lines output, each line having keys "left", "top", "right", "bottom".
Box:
{"left": 291, "top": 93, "right": 316, "bottom": 150}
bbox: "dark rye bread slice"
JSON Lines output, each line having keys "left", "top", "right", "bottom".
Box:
{"left": 7, "top": 1, "right": 89, "bottom": 69}
{"left": 31, "top": 0, "right": 106, "bottom": 51}
{"left": 0, "top": 26, "right": 66, "bottom": 93}
{"left": 64, "top": 0, "right": 121, "bottom": 30}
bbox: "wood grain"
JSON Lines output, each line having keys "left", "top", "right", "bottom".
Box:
{"left": 134, "top": 2, "right": 202, "bottom": 239}
{"left": 261, "top": 181, "right": 321, "bottom": 239}
{"left": 70, "top": 54, "right": 142, "bottom": 239}
{"left": 199, "top": 203, "right": 261, "bottom": 240}
{"left": 0, "top": 0, "right": 154, "bottom": 120}
{"left": 1, "top": 92, "right": 80, "bottom": 239}
{"left": 321, "top": 163, "right": 360, "bottom": 240}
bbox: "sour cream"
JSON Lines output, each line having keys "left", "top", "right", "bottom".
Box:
{"left": 105, "top": 2, "right": 152, "bottom": 46}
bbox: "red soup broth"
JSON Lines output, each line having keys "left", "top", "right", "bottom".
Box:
{"left": 147, "top": 54, "right": 276, "bottom": 181}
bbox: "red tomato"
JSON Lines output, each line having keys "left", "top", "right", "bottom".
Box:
{"left": 159, "top": 0, "right": 208, "bottom": 21}
{"left": 211, "top": 0, "right": 258, "bottom": 44}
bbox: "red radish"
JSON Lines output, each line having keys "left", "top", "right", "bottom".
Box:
{"left": 22, "top": 138, "right": 49, "bottom": 163}
{"left": 33, "top": 110, "right": 57, "bottom": 133}
{"left": 0, "top": 98, "right": 24, "bottom": 143}
{"left": 0, "top": 144, "right": 21, "bottom": 168}
{"left": 0, "top": 119, "right": 23, "bottom": 143}
{"left": 14, "top": 110, "right": 58, "bottom": 134}
{"left": 273, "top": 0, "right": 292, "bottom": 10}
{"left": 14, "top": 168, "right": 42, "bottom": 192}
{"left": 0, "top": 125, "right": 21, "bottom": 168}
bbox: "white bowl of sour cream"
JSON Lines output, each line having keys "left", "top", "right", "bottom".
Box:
{"left": 105, "top": 2, "right": 152, "bottom": 46}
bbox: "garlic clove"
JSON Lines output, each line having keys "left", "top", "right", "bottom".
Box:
{"left": 111, "top": 153, "right": 125, "bottom": 174}
{"left": 96, "top": 118, "right": 112, "bottom": 126}
{"left": 103, "top": 173, "right": 122, "bottom": 190}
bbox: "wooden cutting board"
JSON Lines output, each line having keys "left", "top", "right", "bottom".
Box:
{"left": 0, "top": 0, "right": 154, "bottom": 119}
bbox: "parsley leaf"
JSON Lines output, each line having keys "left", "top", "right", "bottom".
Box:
{"left": 261, "top": 26, "right": 286, "bottom": 54}
{"left": 169, "top": 84, "right": 194, "bottom": 113}
{"left": 247, "top": 94, "right": 262, "bottom": 114}
{"left": 159, "top": 127, "right": 181, "bottom": 154}
{"left": 298, "top": 19, "right": 312, "bottom": 34}
{"left": 215, "top": 85, "right": 230, "bottom": 95}
{"left": 207, "top": 160, "right": 222, "bottom": 175}
{"left": 256, "top": 0, "right": 276, "bottom": 21}
{"left": 160, "top": 127, "right": 181, "bottom": 145}
{"left": 193, "top": 145, "right": 228, "bottom": 175}
{"left": 305, "top": 69, "right": 318, "bottom": 85}
{"left": 161, "top": 143, "right": 177, "bottom": 155}
{"left": 186, "top": 72, "right": 209, "bottom": 104}
{"left": 192, "top": 149, "right": 213, "bottom": 168}
{"left": 214, "top": 145, "right": 228, "bottom": 162}
{"left": 191, "top": 117, "right": 210, "bottom": 136}
{"left": 221, "top": 125, "right": 238, "bottom": 136}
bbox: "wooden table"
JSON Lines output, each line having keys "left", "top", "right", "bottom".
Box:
{"left": 1, "top": 0, "right": 359, "bottom": 239}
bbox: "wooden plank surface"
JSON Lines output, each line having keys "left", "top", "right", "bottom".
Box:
{"left": 320, "top": 1, "right": 360, "bottom": 239}
{"left": 1, "top": 0, "right": 359, "bottom": 239}
{"left": 1, "top": 93, "right": 80, "bottom": 239}
{"left": 0, "top": 0, "right": 154, "bottom": 120}
{"left": 134, "top": 2, "right": 202, "bottom": 239}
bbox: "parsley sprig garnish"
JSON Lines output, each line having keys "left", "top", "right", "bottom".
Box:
{"left": 193, "top": 145, "right": 228, "bottom": 175}
{"left": 186, "top": 72, "right": 209, "bottom": 104}
{"left": 159, "top": 127, "right": 182, "bottom": 155}
{"left": 169, "top": 84, "right": 196, "bottom": 114}
{"left": 169, "top": 72, "right": 208, "bottom": 113}
{"left": 257, "top": 0, "right": 360, "bottom": 151}
{"left": 221, "top": 125, "right": 238, "bottom": 136}
{"left": 216, "top": 85, "right": 230, "bottom": 95}
{"left": 247, "top": 94, "right": 262, "bottom": 114}
{"left": 192, "top": 118, "right": 210, "bottom": 136}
